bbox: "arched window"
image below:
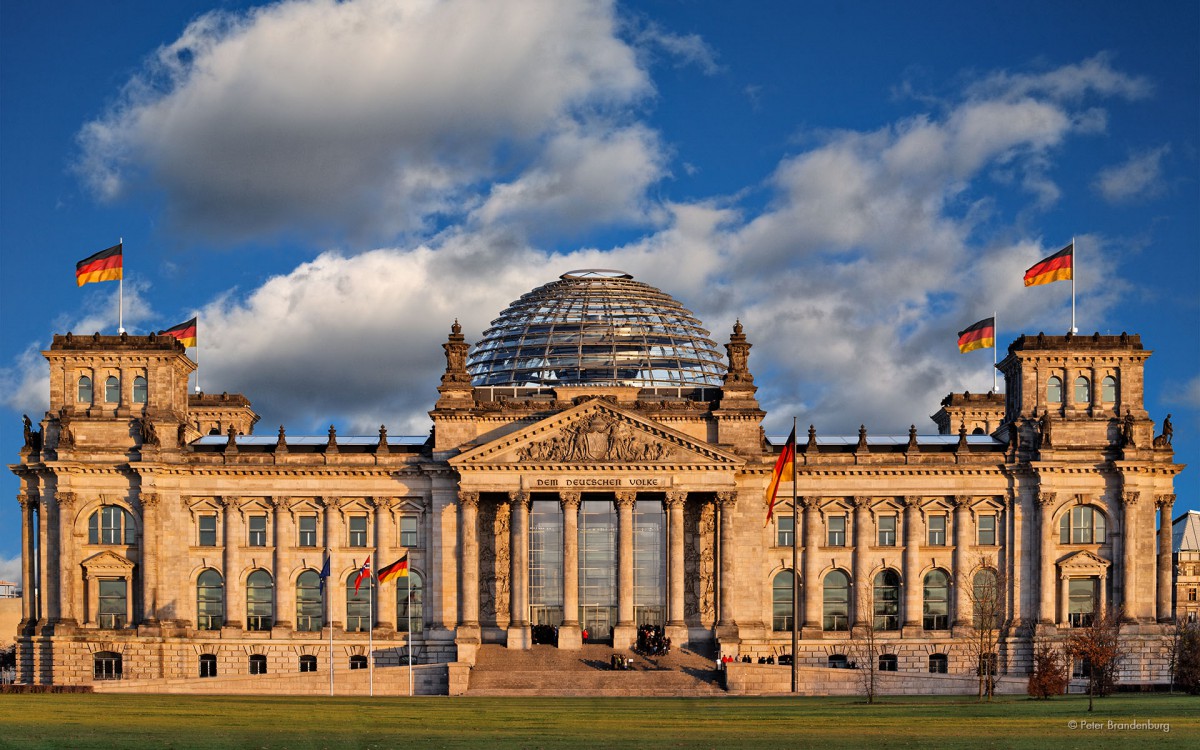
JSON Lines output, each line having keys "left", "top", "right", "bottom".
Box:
{"left": 823, "top": 570, "right": 850, "bottom": 631}
{"left": 873, "top": 570, "right": 900, "bottom": 631}
{"left": 93, "top": 651, "right": 122, "bottom": 680}
{"left": 349, "top": 655, "right": 368, "bottom": 670}
{"left": 1101, "top": 376, "right": 1117, "bottom": 402}
{"left": 972, "top": 569, "right": 1001, "bottom": 628}
{"left": 1059, "top": 506, "right": 1107, "bottom": 544}
{"left": 346, "top": 572, "right": 371, "bottom": 633}
{"left": 397, "top": 571, "right": 425, "bottom": 634}
{"left": 88, "top": 506, "right": 136, "bottom": 545}
{"left": 928, "top": 653, "right": 949, "bottom": 674}
{"left": 249, "top": 654, "right": 267, "bottom": 675}
{"left": 132, "top": 376, "right": 148, "bottom": 404}
{"left": 922, "top": 569, "right": 950, "bottom": 630}
{"left": 1047, "top": 376, "right": 1063, "bottom": 404}
{"left": 1074, "top": 376, "right": 1091, "bottom": 403}
{"left": 295, "top": 570, "right": 322, "bottom": 632}
{"left": 771, "top": 570, "right": 794, "bottom": 632}
{"left": 199, "top": 654, "right": 217, "bottom": 678}
{"left": 246, "top": 570, "right": 274, "bottom": 631}
{"left": 196, "top": 569, "right": 224, "bottom": 630}
{"left": 878, "top": 654, "right": 898, "bottom": 672}
{"left": 299, "top": 655, "right": 318, "bottom": 673}
{"left": 104, "top": 375, "right": 120, "bottom": 403}
{"left": 827, "top": 654, "right": 849, "bottom": 669}
{"left": 77, "top": 375, "right": 93, "bottom": 404}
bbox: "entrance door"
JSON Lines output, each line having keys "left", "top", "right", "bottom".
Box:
{"left": 581, "top": 605, "right": 613, "bottom": 643}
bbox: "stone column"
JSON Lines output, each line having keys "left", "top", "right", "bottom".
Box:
{"left": 902, "top": 496, "right": 922, "bottom": 633}
{"left": 1037, "top": 493, "right": 1057, "bottom": 626}
{"left": 457, "top": 490, "right": 481, "bottom": 634}
{"left": 614, "top": 491, "right": 637, "bottom": 649}
{"left": 850, "top": 496, "right": 869, "bottom": 628}
{"left": 1157, "top": 495, "right": 1175, "bottom": 623}
{"left": 270, "top": 498, "right": 293, "bottom": 630}
{"left": 18, "top": 493, "right": 37, "bottom": 627}
{"left": 222, "top": 497, "right": 242, "bottom": 628}
{"left": 558, "top": 491, "right": 582, "bottom": 649}
{"left": 139, "top": 492, "right": 160, "bottom": 625}
{"left": 951, "top": 495, "right": 971, "bottom": 628}
{"left": 507, "top": 490, "right": 532, "bottom": 649}
{"left": 1009, "top": 497, "right": 1023, "bottom": 624}
{"left": 716, "top": 491, "right": 739, "bottom": 630}
{"left": 51, "top": 492, "right": 75, "bottom": 626}
{"left": 36, "top": 489, "right": 53, "bottom": 627}
{"left": 1121, "top": 492, "right": 1138, "bottom": 622}
{"left": 800, "top": 497, "right": 821, "bottom": 636}
{"left": 1059, "top": 574, "right": 1070, "bottom": 625}
{"left": 665, "top": 490, "right": 687, "bottom": 640}
{"left": 372, "top": 498, "right": 394, "bottom": 630}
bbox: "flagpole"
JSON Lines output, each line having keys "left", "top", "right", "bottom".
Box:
{"left": 1070, "top": 237, "right": 1077, "bottom": 334}
{"left": 117, "top": 237, "right": 124, "bottom": 334}
{"left": 791, "top": 416, "right": 799, "bottom": 694}
{"left": 369, "top": 569, "right": 374, "bottom": 698}
{"left": 407, "top": 582, "right": 414, "bottom": 697}
{"left": 993, "top": 310, "right": 998, "bottom": 393}
{"left": 327, "top": 551, "right": 333, "bottom": 697}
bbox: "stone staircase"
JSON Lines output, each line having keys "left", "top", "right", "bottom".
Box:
{"left": 465, "top": 643, "right": 725, "bottom": 697}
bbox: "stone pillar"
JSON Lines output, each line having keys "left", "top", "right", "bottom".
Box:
{"left": 36, "top": 489, "right": 53, "bottom": 628}
{"left": 222, "top": 497, "right": 242, "bottom": 628}
{"left": 371, "top": 498, "right": 393, "bottom": 630}
{"left": 850, "top": 496, "right": 869, "bottom": 628}
{"left": 614, "top": 491, "right": 637, "bottom": 649}
{"left": 951, "top": 495, "right": 971, "bottom": 628}
{"left": 51, "top": 492, "right": 75, "bottom": 626}
{"left": 1059, "top": 574, "right": 1070, "bottom": 625}
{"left": 457, "top": 490, "right": 481, "bottom": 637}
{"left": 18, "top": 493, "right": 37, "bottom": 627}
{"left": 271, "top": 498, "right": 293, "bottom": 630}
{"left": 800, "top": 497, "right": 821, "bottom": 636}
{"left": 1009, "top": 497, "right": 1023, "bottom": 624}
{"left": 507, "top": 490, "right": 532, "bottom": 649}
{"left": 665, "top": 490, "right": 687, "bottom": 644}
{"left": 1037, "top": 493, "right": 1057, "bottom": 626}
{"left": 558, "top": 491, "right": 582, "bottom": 649}
{"left": 1120, "top": 492, "right": 1138, "bottom": 623}
{"left": 716, "top": 490, "right": 739, "bottom": 630}
{"left": 902, "top": 496, "right": 922, "bottom": 633}
{"left": 139, "top": 492, "right": 160, "bottom": 625}
{"left": 1157, "top": 495, "right": 1175, "bottom": 623}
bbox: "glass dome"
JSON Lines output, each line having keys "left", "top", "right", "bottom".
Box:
{"left": 467, "top": 270, "right": 726, "bottom": 388}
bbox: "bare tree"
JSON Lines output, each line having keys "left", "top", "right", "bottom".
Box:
{"left": 1026, "top": 640, "right": 1069, "bottom": 699}
{"left": 848, "top": 570, "right": 897, "bottom": 704}
{"left": 963, "top": 555, "right": 1007, "bottom": 700}
{"left": 1065, "top": 607, "right": 1125, "bottom": 712}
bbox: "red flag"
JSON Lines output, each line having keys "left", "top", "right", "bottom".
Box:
{"left": 764, "top": 426, "right": 796, "bottom": 525}
{"left": 76, "top": 243, "right": 123, "bottom": 286}
{"left": 353, "top": 555, "right": 372, "bottom": 594}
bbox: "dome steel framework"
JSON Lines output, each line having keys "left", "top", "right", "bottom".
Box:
{"left": 467, "top": 270, "right": 726, "bottom": 388}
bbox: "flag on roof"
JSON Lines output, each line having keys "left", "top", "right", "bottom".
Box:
{"left": 1024, "top": 242, "right": 1073, "bottom": 287}
{"left": 75, "top": 244, "right": 123, "bottom": 286}
{"left": 957, "top": 317, "right": 996, "bottom": 354}
{"left": 160, "top": 317, "right": 197, "bottom": 348}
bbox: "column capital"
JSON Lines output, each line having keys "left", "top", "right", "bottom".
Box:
{"left": 1036, "top": 492, "right": 1056, "bottom": 508}
{"left": 951, "top": 494, "right": 971, "bottom": 509}
{"left": 139, "top": 492, "right": 160, "bottom": 509}
{"left": 900, "top": 495, "right": 922, "bottom": 509}
{"left": 850, "top": 495, "right": 870, "bottom": 510}
{"left": 17, "top": 491, "right": 39, "bottom": 510}
{"left": 558, "top": 491, "right": 581, "bottom": 510}
{"left": 56, "top": 491, "right": 77, "bottom": 509}
{"left": 664, "top": 490, "right": 687, "bottom": 509}
{"left": 508, "top": 489, "right": 530, "bottom": 509}
{"left": 1121, "top": 491, "right": 1140, "bottom": 507}
{"left": 615, "top": 491, "right": 637, "bottom": 508}
{"left": 798, "top": 495, "right": 820, "bottom": 510}
{"left": 458, "top": 490, "right": 479, "bottom": 508}
{"left": 1155, "top": 494, "right": 1175, "bottom": 510}
{"left": 716, "top": 490, "right": 738, "bottom": 509}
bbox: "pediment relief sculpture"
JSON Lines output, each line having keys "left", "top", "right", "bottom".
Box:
{"left": 515, "top": 412, "right": 674, "bottom": 463}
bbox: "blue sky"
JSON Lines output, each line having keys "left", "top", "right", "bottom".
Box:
{"left": 1, "top": 0, "right": 1197, "bottom": 578}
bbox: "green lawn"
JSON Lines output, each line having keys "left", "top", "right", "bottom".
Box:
{"left": 0, "top": 693, "right": 1195, "bottom": 749}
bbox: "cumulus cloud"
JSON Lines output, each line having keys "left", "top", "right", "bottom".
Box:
{"left": 76, "top": 0, "right": 654, "bottom": 244}
{"left": 0, "top": 555, "right": 18, "bottom": 586}
{"left": 1093, "top": 146, "right": 1170, "bottom": 203}
{"left": 965, "top": 52, "right": 1153, "bottom": 103}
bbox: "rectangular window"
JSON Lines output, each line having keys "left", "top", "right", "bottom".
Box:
{"left": 98, "top": 579, "right": 127, "bottom": 629}
{"left": 348, "top": 515, "right": 368, "bottom": 547}
{"left": 927, "top": 514, "right": 946, "bottom": 546}
{"left": 298, "top": 515, "right": 317, "bottom": 547}
{"left": 776, "top": 515, "right": 794, "bottom": 547}
{"left": 1068, "top": 578, "right": 1098, "bottom": 627}
{"left": 1189, "top": 588, "right": 1197, "bottom": 602}
{"left": 248, "top": 515, "right": 267, "bottom": 547}
{"left": 198, "top": 514, "right": 217, "bottom": 547}
{"left": 977, "top": 514, "right": 997, "bottom": 546}
{"left": 827, "top": 515, "right": 846, "bottom": 547}
{"left": 877, "top": 515, "right": 897, "bottom": 546}
{"left": 400, "top": 516, "right": 419, "bottom": 547}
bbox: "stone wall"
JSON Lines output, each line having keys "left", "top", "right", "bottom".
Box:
{"left": 724, "top": 662, "right": 1028, "bottom": 696}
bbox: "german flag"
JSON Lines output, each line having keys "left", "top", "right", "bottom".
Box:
{"left": 764, "top": 426, "right": 796, "bottom": 526}
{"left": 1024, "top": 242, "right": 1073, "bottom": 287}
{"left": 75, "top": 244, "right": 123, "bottom": 286}
{"left": 378, "top": 554, "right": 409, "bottom": 584}
{"left": 957, "top": 317, "right": 995, "bottom": 354}
{"left": 160, "top": 317, "right": 197, "bottom": 348}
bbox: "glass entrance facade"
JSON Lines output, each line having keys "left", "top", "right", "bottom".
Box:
{"left": 633, "top": 500, "right": 665, "bottom": 626}
{"left": 578, "top": 499, "right": 617, "bottom": 641}
{"left": 529, "top": 499, "right": 564, "bottom": 626}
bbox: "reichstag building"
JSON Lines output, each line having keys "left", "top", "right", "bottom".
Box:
{"left": 9, "top": 269, "right": 1183, "bottom": 693}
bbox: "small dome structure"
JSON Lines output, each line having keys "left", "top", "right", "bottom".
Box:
{"left": 467, "top": 270, "right": 725, "bottom": 388}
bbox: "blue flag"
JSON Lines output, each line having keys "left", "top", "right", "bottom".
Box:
{"left": 318, "top": 553, "right": 331, "bottom": 593}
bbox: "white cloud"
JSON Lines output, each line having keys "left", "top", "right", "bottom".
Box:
{"left": 966, "top": 53, "right": 1152, "bottom": 103}
{"left": 76, "top": 0, "right": 655, "bottom": 244}
{"left": 1093, "top": 146, "right": 1170, "bottom": 204}
{"left": 0, "top": 555, "right": 18, "bottom": 586}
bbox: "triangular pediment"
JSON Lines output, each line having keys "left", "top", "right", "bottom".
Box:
{"left": 450, "top": 399, "right": 744, "bottom": 470}
{"left": 1057, "top": 549, "right": 1111, "bottom": 571}
{"left": 81, "top": 549, "right": 135, "bottom": 574}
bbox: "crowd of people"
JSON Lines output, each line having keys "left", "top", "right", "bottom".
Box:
{"left": 635, "top": 625, "right": 671, "bottom": 656}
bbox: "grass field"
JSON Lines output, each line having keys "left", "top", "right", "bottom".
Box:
{"left": 0, "top": 693, "right": 1195, "bottom": 749}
